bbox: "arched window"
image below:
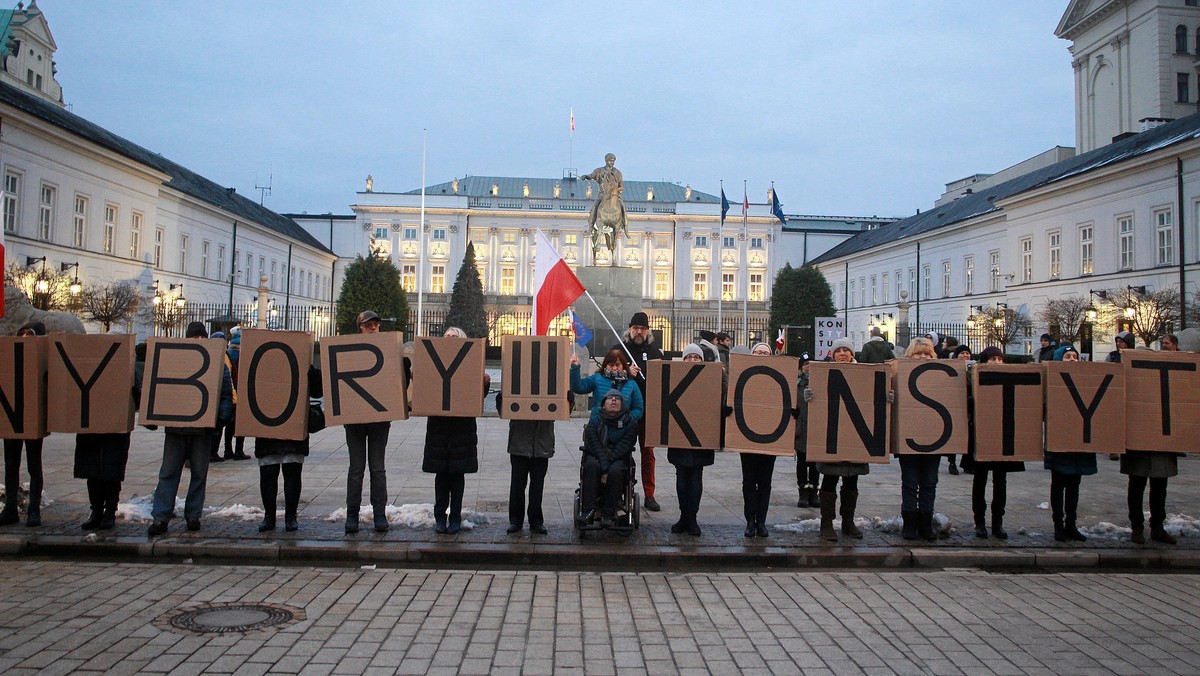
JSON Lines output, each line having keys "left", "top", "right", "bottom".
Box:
{"left": 1194, "top": 27, "right": 1200, "bottom": 55}
{"left": 1177, "top": 25, "right": 1189, "bottom": 53}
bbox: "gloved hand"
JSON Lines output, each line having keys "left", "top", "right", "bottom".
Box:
{"left": 886, "top": 390, "right": 895, "bottom": 403}
{"left": 802, "top": 388, "right": 813, "bottom": 402}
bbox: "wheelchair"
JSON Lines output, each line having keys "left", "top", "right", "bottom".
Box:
{"left": 573, "top": 445, "right": 640, "bottom": 537}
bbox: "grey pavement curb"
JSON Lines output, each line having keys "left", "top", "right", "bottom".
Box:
{"left": 4, "top": 533, "right": 1199, "bottom": 571}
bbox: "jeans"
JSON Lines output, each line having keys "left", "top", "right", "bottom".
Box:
{"left": 3, "top": 438, "right": 43, "bottom": 512}
{"left": 675, "top": 465, "right": 705, "bottom": 515}
{"left": 509, "top": 455, "right": 548, "bottom": 527}
{"left": 345, "top": 422, "right": 390, "bottom": 514}
{"left": 582, "top": 457, "right": 629, "bottom": 519}
{"left": 151, "top": 432, "right": 213, "bottom": 523}
{"left": 899, "top": 455, "right": 940, "bottom": 512}
{"left": 740, "top": 453, "right": 776, "bottom": 524}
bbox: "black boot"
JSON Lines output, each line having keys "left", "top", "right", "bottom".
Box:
{"left": 686, "top": 511, "right": 701, "bottom": 537}
{"left": 1064, "top": 518, "right": 1087, "bottom": 542}
{"left": 0, "top": 502, "right": 17, "bottom": 526}
{"left": 918, "top": 511, "right": 937, "bottom": 542}
{"left": 807, "top": 485, "right": 820, "bottom": 508}
{"left": 840, "top": 490, "right": 863, "bottom": 539}
{"left": 259, "top": 513, "right": 277, "bottom": 532}
{"left": 82, "top": 481, "right": 103, "bottom": 530}
{"left": 901, "top": 510, "right": 919, "bottom": 540}
{"left": 1053, "top": 517, "right": 1066, "bottom": 542}
{"left": 99, "top": 483, "right": 119, "bottom": 530}
{"left": 744, "top": 520, "right": 756, "bottom": 538}
{"left": 974, "top": 515, "right": 988, "bottom": 539}
{"left": 819, "top": 491, "right": 838, "bottom": 542}
{"left": 82, "top": 509, "right": 103, "bottom": 530}
{"left": 991, "top": 516, "right": 1008, "bottom": 540}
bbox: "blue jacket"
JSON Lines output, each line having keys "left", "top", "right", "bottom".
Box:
{"left": 570, "top": 364, "right": 644, "bottom": 426}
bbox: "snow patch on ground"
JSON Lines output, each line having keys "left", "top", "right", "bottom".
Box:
{"left": 116, "top": 495, "right": 265, "bottom": 523}
{"left": 775, "top": 514, "right": 953, "bottom": 536}
{"left": 1037, "top": 502, "right": 1049, "bottom": 510}
{"left": 325, "top": 504, "right": 487, "bottom": 531}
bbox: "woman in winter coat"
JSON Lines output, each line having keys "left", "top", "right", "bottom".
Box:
{"left": 741, "top": 342, "right": 779, "bottom": 537}
{"left": 580, "top": 389, "right": 637, "bottom": 528}
{"left": 667, "top": 344, "right": 718, "bottom": 536}
{"left": 808, "top": 337, "right": 871, "bottom": 542}
{"left": 899, "top": 337, "right": 940, "bottom": 542}
{"left": 1043, "top": 346, "right": 1095, "bottom": 542}
{"left": 423, "top": 327, "right": 491, "bottom": 535}
{"left": 570, "top": 347, "right": 644, "bottom": 426}
{"left": 498, "top": 389, "right": 572, "bottom": 534}
{"left": 971, "top": 346, "right": 1024, "bottom": 539}
{"left": 794, "top": 353, "right": 821, "bottom": 508}
{"left": 74, "top": 336, "right": 143, "bottom": 531}
{"left": 1114, "top": 341, "right": 1179, "bottom": 545}
{"left": 256, "top": 366, "right": 322, "bottom": 533}
{"left": 0, "top": 321, "right": 47, "bottom": 527}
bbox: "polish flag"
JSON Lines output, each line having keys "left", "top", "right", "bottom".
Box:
{"left": 570, "top": 108, "right": 575, "bottom": 132}
{"left": 0, "top": 225, "right": 6, "bottom": 317}
{"left": 532, "top": 229, "right": 585, "bottom": 336}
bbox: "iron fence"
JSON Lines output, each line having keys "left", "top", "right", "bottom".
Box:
{"left": 897, "top": 321, "right": 1032, "bottom": 353}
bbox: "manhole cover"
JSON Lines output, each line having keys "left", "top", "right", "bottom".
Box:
{"left": 156, "top": 602, "right": 304, "bottom": 635}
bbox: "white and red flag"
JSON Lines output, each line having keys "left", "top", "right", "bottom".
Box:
{"left": 532, "top": 229, "right": 585, "bottom": 336}
{"left": 0, "top": 224, "right": 6, "bottom": 317}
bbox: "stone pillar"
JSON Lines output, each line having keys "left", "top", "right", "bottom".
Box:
{"left": 896, "top": 290, "right": 911, "bottom": 348}
{"left": 574, "top": 266, "right": 642, "bottom": 357}
{"left": 256, "top": 274, "right": 270, "bottom": 329}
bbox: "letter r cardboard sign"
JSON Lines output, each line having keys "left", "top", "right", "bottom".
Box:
{"left": 320, "top": 332, "right": 408, "bottom": 425}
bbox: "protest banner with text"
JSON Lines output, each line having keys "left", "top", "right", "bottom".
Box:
{"left": 410, "top": 337, "right": 487, "bottom": 417}
{"left": 1045, "top": 361, "right": 1125, "bottom": 455}
{"left": 644, "top": 360, "right": 723, "bottom": 450}
{"left": 500, "top": 335, "right": 570, "bottom": 421}
{"left": 973, "top": 363, "right": 1044, "bottom": 462}
{"left": 724, "top": 353, "right": 798, "bottom": 456}
{"left": 1123, "top": 350, "right": 1200, "bottom": 453}
{"left": 48, "top": 334, "right": 135, "bottom": 434}
{"left": 892, "top": 359, "right": 969, "bottom": 456}
{"left": 0, "top": 337, "right": 47, "bottom": 439}
{"left": 319, "top": 332, "right": 408, "bottom": 425}
{"left": 805, "top": 362, "right": 892, "bottom": 464}
{"left": 139, "top": 337, "right": 226, "bottom": 428}
{"left": 235, "top": 330, "right": 313, "bottom": 440}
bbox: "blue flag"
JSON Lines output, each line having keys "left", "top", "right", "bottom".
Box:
{"left": 720, "top": 187, "right": 729, "bottom": 225}
{"left": 570, "top": 309, "right": 592, "bottom": 347}
{"left": 770, "top": 187, "right": 786, "bottom": 224}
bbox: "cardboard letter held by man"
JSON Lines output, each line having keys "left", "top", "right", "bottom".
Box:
{"left": 320, "top": 332, "right": 408, "bottom": 425}
{"left": 500, "top": 335, "right": 570, "bottom": 421}
{"left": 805, "top": 363, "right": 891, "bottom": 464}
{"left": 892, "top": 360, "right": 968, "bottom": 456}
{"left": 972, "top": 363, "right": 1044, "bottom": 462}
{"left": 1045, "top": 361, "right": 1125, "bottom": 455}
{"left": 48, "top": 334, "right": 136, "bottom": 434}
{"left": 139, "top": 337, "right": 226, "bottom": 428}
{"left": 1123, "top": 350, "right": 1200, "bottom": 453}
{"left": 0, "top": 337, "right": 48, "bottom": 439}
{"left": 410, "top": 337, "right": 486, "bottom": 417}
{"left": 724, "top": 353, "right": 798, "bottom": 456}
{"left": 235, "top": 330, "right": 313, "bottom": 440}
{"left": 644, "top": 360, "right": 723, "bottom": 450}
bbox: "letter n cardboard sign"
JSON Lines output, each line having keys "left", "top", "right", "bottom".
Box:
{"left": 320, "top": 332, "right": 408, "bottom": 425}
{"left": 235, "top": 330, "right": 313, "bottom": 440}
{"left": 500, "top": 335, "right": 570, "bottom": 421}
{"left": 644, "top": 360, "right": 723, "bottom": 450}
{"left": 139, "top": 337, "right": 226, "bottom": 428}
{"left": 724, "top": 353, "right": 797, "bottom": 456}
{"left": 805, "top": 363, "right": 891, "bottom": 464}
{"left": 48, "top": 334, "right": 135, "bottom": 434}
{"left": 410, "top": 337, "right": 486, "bottom": 417}
{"left": 0, "top": 337, "right": 48, "bottom": 439}
{"left": 1124, "top": 351, "right": 1200, "bottom": 453}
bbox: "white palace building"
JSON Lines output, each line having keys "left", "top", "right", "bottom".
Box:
{"left": 812, "top": 0, "right": 1200, "bottom": 355}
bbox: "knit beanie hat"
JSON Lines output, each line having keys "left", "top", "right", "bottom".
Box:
{"left": 977, "top": 346, "right": 1004, "bottom": 363}
{"left": 831, "top": 337, "right": 854, "bottom": 353}
{"left": 682, "top": 344, "right": 705, "bottom": 359}
{"left": 1115, "top": 331, "right": 1135, "bottom": 349}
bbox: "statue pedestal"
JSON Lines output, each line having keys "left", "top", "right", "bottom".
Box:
{"left": 574, "top": 266, "right": 643, "bottom": 356}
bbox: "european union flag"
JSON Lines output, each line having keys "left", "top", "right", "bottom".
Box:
{"left": 720, "top": 188, "right": 729, "bottom": 225}
{"left": 570, "top": 309, "right": 592, "bottom": 347}
{"left": 770, "top": 187, "right": 786, "bottom": 224}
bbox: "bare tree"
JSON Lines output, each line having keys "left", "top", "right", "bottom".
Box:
{"left": 1035, "top": 296, "right": 1092, "bottom": 343}
{"left": 1106, "top": 286, "right": 1181, "bottom": 346}
{"left": 4, "top": 262, "right": 76, "bottom": 311}
{"left": 81, "top": 281, "right": 141, "bottom": 332}
{"left": 969, "top": 305, "right": 1033, "bottom": 350}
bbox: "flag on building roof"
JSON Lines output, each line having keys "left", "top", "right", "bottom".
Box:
{"left": 720, "top": 187, "right": 729, "bottom": 225}
{"left": 742, "top": 188, "right": 749, "bottom": 228}
{"left": 770, "top": 187, "right": 786, "bottom": 224}
{"left": 533, "top": 229, "right": 586, "bottom": 336}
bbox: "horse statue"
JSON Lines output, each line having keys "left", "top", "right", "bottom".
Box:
{"left": 582, "top": 153, "right": 628, "bottom": 263}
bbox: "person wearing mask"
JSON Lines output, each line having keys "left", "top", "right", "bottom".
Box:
{"left": 807, "top": 337, "right": 873, "bottom": 542}
{"left": 615, "top": 312, "right": 663, "bottom": 512}
{"left": 423, "top": 327, "right": 490, "bottom": 535}
{"left": 580, "top": 389, "right": 637, "bottom": 528}
{"left": 343, "top": 310, "right": 393, "bottom": 534}
{"left": 740, "top": 342, "right": 778, "bottom": 537}
{"left": 1043, "top": 346, "right": 1094, "bottom": 542}
{"left": 859, "top": 326, "right": 894, "bottom": 364}
{"left": 0, "top": 322, "right": 48, "bottom": 527}
{"left": 794, "top": 353, "right": 821, "bottom": 508}
{"left": 148, "top": 322, "right": 234, "bottom": 537}
{"left": 570, "top": 348, "right": 644, "bottom": 427}
{"left": 970, "top": 346, "right": 1024, "bottom": 539}
{"left": 222, "top": 332, "right": 249, "bottom": 460}
{"left": 666, "top": 345, "right": 716, "bottom": 536}
{"left": 256, "top": 366, "right": 322, "bottom": 532}
{"left": 1107, "top": 331, "right": 1136, "bottom": 362}
{"left": 897, "top": 338, "right": 941, "bottom": 541}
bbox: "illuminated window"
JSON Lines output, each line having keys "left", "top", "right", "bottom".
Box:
{"left": 693, "top": 272, "right": 708, "bottom": 300}
{"left": 1118, "top": 215, "right": 1134, "bottom": 270}
{"left": 721, "top": 272, "right": 735, "bottom": 301}
{"left": 749, "top": 273, "right": 763, "bottom": 301}
{"left": 654, "top": 272, "right": 669, "bottom": 300}
{"left": 1079, "top": 224, "right": 1093, "bottom": 275}
{"left": 37, "top": 183, "right": 54, "bottom": 241}
{"left": 989, "top": 252, "right": 1000, "bottom": 292}
{"left": 402, "top": 264, "right": 416, "bottom": 292}
{"left": 431, "top": 265, "right": 446, "bottom": 293}
{"left": 1155, "top": 208, "right": 1174, "bottom": 265}
{"left": 501, "top": 267, "right": 515, "bottom": 295}
{"left": 1048, "top": 231, "right": 1061, "bottom": 278}
{"left": 964, "top": 256, "right": 974, "bottom": 295}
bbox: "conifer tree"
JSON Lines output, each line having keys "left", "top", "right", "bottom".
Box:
{"left": 335, "top": 254, "right": 409, "bottom": 335}
{"left": 768, "top": 263, "right": 835, "bottom": 343}
{"left": 443, "top": 242, "right": 488, "bottom": 338}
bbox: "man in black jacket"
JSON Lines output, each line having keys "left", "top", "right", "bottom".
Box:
{"left": 613, "top": 311, "right": 663, "bottom": 511}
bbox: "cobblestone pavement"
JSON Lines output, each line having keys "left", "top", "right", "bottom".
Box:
{"left": 0, "top": 560, "right": 1198, "bottom": 675}
{"left": 3, "top": 413, "right": 1199, "bottom": 550}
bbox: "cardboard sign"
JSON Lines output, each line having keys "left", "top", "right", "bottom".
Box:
{"left": 972, "top": 363, "right": 1044, "bottom": 462}
{"left": 892, "top": 359, "right": 968, "bottom": 456}
{"left": 724, "top": 353, "right": 798, "bottom": 456}
{"left": 320, "top": 332, "right": 409, "bottom": 425}
{"left": 139, "top": 337, "right": 226, "bottom": 428}
{"left": 0, "top": 337, "right": 48, "bottom": 439}
{"left": 410, "top": 337, "right": 487, "bottom": 417}
{"left": 644, "top": 360, "right": 723, "bottom": 450}
{"left": 1045, "top": 361, "right": 1125, "bottom": 455}
{"left": 814, "top": 317, "right": 845, "bottom": 361}
{"left": 500, "top": 335, "right": 570, "bottom": 421}
{"left": 1123, "top": 351, "right": 1200, "bottom": 453}
{"left": 235, "top": 330, "right": 313, "bottom": 440}
{"left": 48, "top": 334, "right": 135, "bottom": 434}
{"left": 805, "top": 362, "right": 892, "bottom": 464}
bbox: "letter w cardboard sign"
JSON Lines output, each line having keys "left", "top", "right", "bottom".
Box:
{"left": 48, "top": 334, "right": 135, "bottom": 434}
{"left": 724, "top": 353, "right": 797, "bottom": 456}
{"left": 236, "top": 330, "right": 313, "bottom": 440}
{"left": 500, "top": 335, "right": 570, "bottom": 421}
{"left": 1124, "top": 351, "right": 1200, "bottom": 453}
{"left": 892, "top": 359, "right": 968, "bottom": 456}
{"left": 410, "top": 337, "right": 486, "bottom": 417}
{"left": 972, "top": 363, "right": 1044, "bottom": 462}
{"left": 1045, "top": 361, "right": 1125, "bottom": 455}
{"left": 320, "top": 332, "right": 408, "bottom": 425}
{"left": 805, "top": 363, "right": 891, "bottom": 464}
{"left": 645, "top": 360, "right": 723, "bottom": 449}
{"left": 0, "top": 337, "right": 48, "bottom": 439}
{"left": 139, "top": 337, "right": 226, "bottom": 428}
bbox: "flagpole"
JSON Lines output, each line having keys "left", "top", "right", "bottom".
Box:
{"left": 582, "top": 289, "right": 643, "bottom": 380}
{"left": 569, "top": 108, "right": 574, "bottom": 175}
{"left": 742, "top": 179, "right": 749, "bottom": 343}
{"left": 717, "top": 179, "right": 724, "bottom": 332}
{"left": 417, "top": 129, "right": 427, "bottom": 337}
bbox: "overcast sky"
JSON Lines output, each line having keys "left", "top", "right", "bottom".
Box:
{"left": 39, "top": 1, "right": 1075, "bottom": 219}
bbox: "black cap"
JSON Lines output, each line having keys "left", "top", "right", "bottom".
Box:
{"left": 698, "top": 330, "right": 716, "bottom": 341}
{"left": 715, "top": 332, "right": 730, "bottom": 341}
{"left": 799, "top": 352, "right": 811, "bottom": 365}
{"left": 357, "top": 310, "right": 381, "bottom": 325}
{"left": 629, "top": 311, "right": 649, "bottom": 328}
{"left": 16, "top": 321, "right": 45, "bottom": 336}
{"left": 185, "top": 321, "right": 208, "bottom": 338}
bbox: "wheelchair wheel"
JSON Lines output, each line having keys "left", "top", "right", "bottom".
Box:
{"left": 573, "top": 490, "right": 582, "bottom": 532}
{"left": 631, "top": 493, "right": 640, "bottom": 529}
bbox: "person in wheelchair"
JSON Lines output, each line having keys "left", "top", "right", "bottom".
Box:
{"left": 580, "top": 389, "right": 637, "bottom": 528}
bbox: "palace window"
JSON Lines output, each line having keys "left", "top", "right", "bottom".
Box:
{"left": 1118, "top": 215, "right": 1134, "bottom": 270}
{"left": 749, "top": 272, "right": 764, "bottom": 302}
{"left": 1048, "top": 231, "right": 1061, "bottom": 279}
{"left": 964, "top": 256, "right": 974, "bottom": 295}
{"left": 1079, "top": 224, "right": 1094, "bottom": 275}
{"left": 131, "top": 211, "right": 143, "bottom": 260}
{"left": 201, "top": 241, "right": 210, "bottom": 279}
{"left": 989, "top": 251, "right": 1000, "bottom": 292}
{"left": 1020, "top": 237, "right": 1032, "bottom": 283}
{"left": 431, "top": 264, "right": 446, "bottom": 293}
{"left": 941, "top": 261, "right": 950, "bottom": 297}
{"left": 38, "top": 183, "right": 55, "bottom": 241}
{"left": 3, "top": 171, "right": 20, "bottom": 234}
{"left": 73, "top": 195, "right": 87, "bottom": 248}
{"left": 693, "top": 272, "right": 708, "bottom": 300}
{"left": 501, "top": 267, "right": 515, "bottom": 295}
{"left": 179, "top": 235, "right": 189, "bottom": 275}
{"left": 654, "top": 272, "right": 669, "bottom": 300}
{"left": 721, "top": 272, "right": 735, "bottom": 301}
{"left": 402, "top": 264, "right": 416, "bottom": 293}
{"left": 1155, "top": 208, "right": 1174, "bottom": 265}
{"left": 153, "top": 227, "right": 164, "bottom": 269}
{"left": 217, "top": 245, "right": 226, "bottom": 282}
